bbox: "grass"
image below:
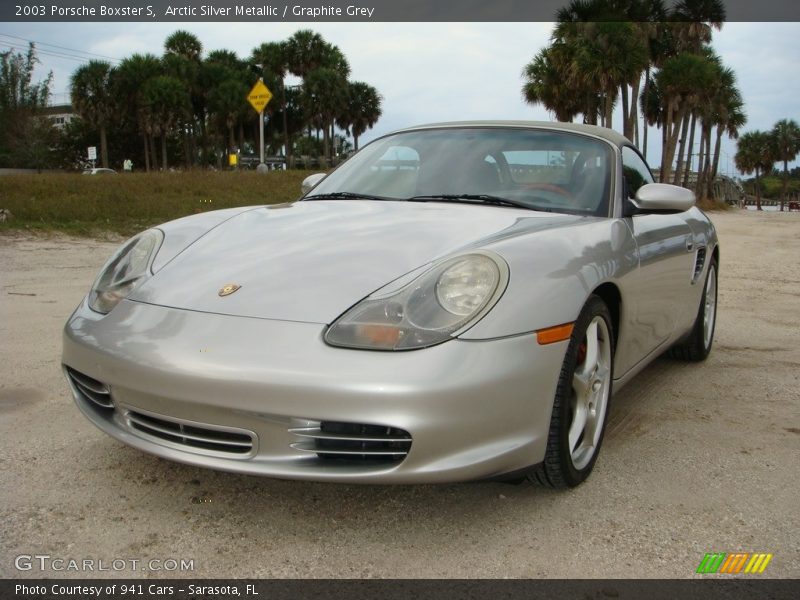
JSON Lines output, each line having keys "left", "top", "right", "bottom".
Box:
{"left": 0, "top": 170, "right": 311, "bottom": 236}
{"left": 0, "top": 170, "right": 735, "bottom": 237}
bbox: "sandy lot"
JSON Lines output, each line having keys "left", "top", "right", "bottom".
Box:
{"left": 0, "top": 210, "right": 798, "bottom": 579}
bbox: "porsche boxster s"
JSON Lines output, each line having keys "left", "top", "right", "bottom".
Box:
{"left": 62, "top": 122, "right": 718, "bottom": 488}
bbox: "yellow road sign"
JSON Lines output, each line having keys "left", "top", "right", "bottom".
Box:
{"left": 247, "top": 80, "right": 273, "bottom": 113}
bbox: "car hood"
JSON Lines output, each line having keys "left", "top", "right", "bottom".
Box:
{"left": 130, "top": 200, "right": 578, "bottom": 323}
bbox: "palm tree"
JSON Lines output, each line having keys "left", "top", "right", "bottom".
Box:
{"left": 522, "top": 43, "right": 588, "bottom": 123}
{"left": 141, "top": 75, "right": 191, "bottom": 170}
{"left": 113, "top": 53, "right": 162, "bottom": 171}
{"left": 696, "top": 69, "right": 745, "bottom": 200}
{"left": 735, "top": 131, "right": 775, "bottom": 211}
{"left": 285, "top": 30, "right": 328, "bottom": 79}
{"left": 654, "top": 51, "right": 716, "bottom": 182}
{"left": 202, "top": 50, "right": 251, "bottom": 164}
{"left": 554, "top": 0, "right": 653, "bottom": 140}
{"left": 670, "top": 0, "right": 726, "bottom": 53}
{"left": 771, "top": 119, "right": 800, "bottom": 211}
{"left": 252, "top": 41, "right": 290, "bottom": 160}
{"left": 337, "top": 82, "right": 382, "bottom": 151}
{"left": 301, "top": 67, "right": 348, "bottom": 160}
{"left": 70, "top": 60, "right": 114, "bottom": 168}
{"left": 163, "top": 31, "right": 203, "bottom": 168}
{"left": 164, "top": 30, "right": 202, "bottom": 61}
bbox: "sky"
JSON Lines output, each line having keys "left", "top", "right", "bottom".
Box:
{"left": 1, "top": 21, "right": 798, "bottom": 175}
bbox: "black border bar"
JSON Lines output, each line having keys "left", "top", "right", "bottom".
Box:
{"left": 3, "top": 579, "right": 799, "bottom": 600}
{"left": 2, "top": 1, "right": 799, "bottom": 22}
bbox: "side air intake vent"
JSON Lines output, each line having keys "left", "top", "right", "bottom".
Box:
{"left": 693, "top": 247, "right": 707, "bottom": 283}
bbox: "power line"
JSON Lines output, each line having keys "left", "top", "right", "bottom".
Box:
{"left": 0, "top": 32, "right": 121, "bottom": 63}
{"left": 0, "top": 41, "right": 102, "bottom": 63}
{"left": 0, "top": 41, "right": 114, "bottom": 64}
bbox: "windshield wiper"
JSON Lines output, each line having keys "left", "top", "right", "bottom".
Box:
{"left": 405, "top": 194, "right": 536, "bottom": 210}
{"left": 305, "top": 192, "right": 392, "bottom": 201}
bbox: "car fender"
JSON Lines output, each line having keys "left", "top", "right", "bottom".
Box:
{"left": 461, "top": 218, "right": 638, "bottom": 340}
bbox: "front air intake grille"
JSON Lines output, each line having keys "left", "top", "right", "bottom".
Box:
{"left": 289, "top": 421, "right": 412, "bottom": 463}
{"left": 693, "top": 247, "right": 707, "bottom": 282}
{"left": 126, "top": 410, "right": 255, "bottom": 455}
{"left": 65, "top": 367, "right": 113, "bottom": 409}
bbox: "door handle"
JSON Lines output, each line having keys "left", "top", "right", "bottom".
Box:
{"left": 686, "top": 238, "right": 694, "bottom": 252}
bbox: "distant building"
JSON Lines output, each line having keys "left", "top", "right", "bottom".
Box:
{"left": 42, "top": 103, "right": 76, "bottom": 129}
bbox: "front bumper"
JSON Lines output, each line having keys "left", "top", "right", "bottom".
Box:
{"left": 62, "top": 299, "right": 566, "bottom": 483}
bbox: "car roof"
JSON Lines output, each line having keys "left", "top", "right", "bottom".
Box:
{"left": 393, "top": 120, "right": 632, "bottom": 147}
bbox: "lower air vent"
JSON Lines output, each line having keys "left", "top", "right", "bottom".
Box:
{"left": 126, "top": 410, "right": 255, "bottom": 455}
{"left": 289, "top": 421, "right": 412, "bottom": 463}
{"left": 65, "top": 367, "right": 113, "bottom": 409}
{"left": 693, "top": 247, "right": 707, "bottom": 283}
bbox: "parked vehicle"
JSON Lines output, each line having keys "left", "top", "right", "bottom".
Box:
{"left": 63, "top": 122, "right": 718, "bottom": 487}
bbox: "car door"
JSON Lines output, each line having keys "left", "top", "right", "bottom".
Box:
{"left": 617, "top": 146, "right": 695, "bottom": 374}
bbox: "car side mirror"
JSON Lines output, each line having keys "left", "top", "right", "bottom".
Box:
{"left": 301, "top": 173, "right": 327, "bottom": 195}
{"left": 630, "top": 183, "right": 695, "bottom": 213}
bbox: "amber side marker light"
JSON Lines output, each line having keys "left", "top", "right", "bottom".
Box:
{"left": 536, "top": 323, "right": 574, "bottom": 345}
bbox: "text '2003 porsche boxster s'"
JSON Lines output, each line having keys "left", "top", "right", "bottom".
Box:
{"left": 63, "top": 122, "right": 718, "bottom": 488}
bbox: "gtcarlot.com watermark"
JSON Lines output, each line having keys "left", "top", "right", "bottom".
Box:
{"left": 14, "top": 554, "right": 194, "bottom": 573}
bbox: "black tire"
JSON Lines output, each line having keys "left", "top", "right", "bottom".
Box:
{"left": 668, "top": 259, "right": 718, "bottom": 362}
{"left": 529, "top": 295, "right": 615, "bottom": 489}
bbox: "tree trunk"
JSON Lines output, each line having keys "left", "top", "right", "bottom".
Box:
{"left": 781, "top": 159, "right": 788, "bottom": 211}
{"left": 200, "top": 115, "right": 209, "bottom": 169}
{"left": 755, "top": 169, "right": 762, "bottom": 210}
{"left": 620, "top": 85, "right": 630, "bottom": 139}
{"left": 142, "top": 133, "right": 150, "bottom": 172}
{"left": 183, "top": 128, "right": 191, "bottom": 170}
{"left": 682, "top": 114, "right": 697, "bottom": 188}
{"left": 354, "top": 133, "right": 360, "bottom": 151}
{"left": 604, "top": 89, "right": 613, "bottom": 130}
{"left": 660, "top": 107, "right": 671, "bottom": 182}
{"left": 700, "top": 126, "right": 713, "bottom": 199}
{"left": 162, "top": 135, "right": 168, "bottom": 172}
{"left": 662, "top": 104, "right": 683, "bottom": 183}
{"left": 149, "top": 135, "right": 158, "bottom": 171}
{"left": 673, "top": 113, "right": 691, "bottom": 185}
{"left": 641, "top": 66, "right": 650, "bottom": 159}
{"left": 281, "top": 81, "right": 290, "bottom": 162}
{"left": 695, "top": 126, "right": 707, "bottom": 198}
{"left": 708, "top": 127, "right": 724, "bottom": 200}
{"left": 629, "top": 76, "right": 641, "bottom": 147}
{"left": 100, "top": 126, "right": 109, "bottom": 169}
{"left": 322, "top": 122, "right": 330, "bottom": 160}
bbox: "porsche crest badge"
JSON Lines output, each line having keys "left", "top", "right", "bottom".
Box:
{"left": 218, "top": 283, "right": 241, "bottom": 297}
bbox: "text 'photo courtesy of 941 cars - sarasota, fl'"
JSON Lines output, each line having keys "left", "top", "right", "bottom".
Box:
{"left": 62, "top": 121, "right": 719, "bottom": 489}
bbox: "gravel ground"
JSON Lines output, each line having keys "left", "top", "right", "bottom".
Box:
{"left": 0, "top": 209, "right": 798, "bottom": 579}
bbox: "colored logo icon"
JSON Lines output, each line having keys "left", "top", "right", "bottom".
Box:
{"left": 697, "top": 552, "right": 773, "bottom": 574}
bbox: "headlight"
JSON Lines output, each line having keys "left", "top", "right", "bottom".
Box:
{"left": 325, "top": 252, "right": 508, "bottom": 351}
{"left": 88, "top": 229, "right": 163, "bottom": 314}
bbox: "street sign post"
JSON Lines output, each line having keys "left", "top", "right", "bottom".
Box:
{"left": 247, "top": 80, "right": 273, "bottom": 169}
{"left": 87, "top": 146, "right": 97, "bottom": 168}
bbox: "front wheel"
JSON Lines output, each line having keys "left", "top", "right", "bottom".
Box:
{"left": 529, "top": 295, "right": 614, "bottom": 488}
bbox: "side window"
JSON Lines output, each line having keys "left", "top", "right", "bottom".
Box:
{"left": 621, "top": 146, "right": 654, "bottom": 198}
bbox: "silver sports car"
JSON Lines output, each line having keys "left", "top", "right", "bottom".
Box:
{"left": 63, "top": 122, "right": 718, "bottom": 488}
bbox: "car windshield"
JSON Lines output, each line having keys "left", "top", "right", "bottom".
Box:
{"left": 305, "top": 127, "right": 614, "bottom": 216}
